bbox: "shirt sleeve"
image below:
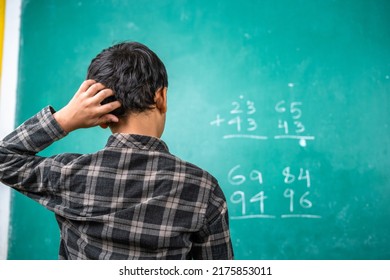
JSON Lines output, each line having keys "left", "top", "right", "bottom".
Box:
{"left": 191, "top": 183, "right": 234, "bottom": 260}
{"left": 0, "top": 106, "right": 67, "bottom": 198}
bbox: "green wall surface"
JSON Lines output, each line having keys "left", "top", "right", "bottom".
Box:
{"left": 9, "top": 0, "right": 390, "bottom": 259}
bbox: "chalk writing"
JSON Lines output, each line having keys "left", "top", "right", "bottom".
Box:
{"left": 210, "top": 96, "right": 315, "bottom": 146}
{"left": 282, "top": 167, "right": 311, "bottom": 187}
{"left": 228, "top": 165, "right": 321, "bottom": 220}
{"left": 274, "top": 100, "right": 315, "bottom": 147}
{"left": 210, "top": 95, "right": 320, "bottom": 220}
{"left": 210, "top": 96, "right": 268, "bottom": 140}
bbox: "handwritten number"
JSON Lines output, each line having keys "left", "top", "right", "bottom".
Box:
{"left": 231, "top": 191, "right": 246, "bottom": 215}
{"left": 228, "top": 116, "right": 242, "bottom": 132}
{"left": 294, "top": 121, "right": 305, "bottom": 133}
{"left": 300, "top": 191, "right": 313, "bottom": 208}
{"left": 278, "top": 120, "right": 289, "bottom": 134}
{"left": 290, "top": 102, "right": 302, "bottom": 119}
{"left": 250, "top": 191, "right": 267, "bottom": 214}
{"left": 249, "top": 170, "right": 263, "bottom": 185}
{"left": 228, "top": 165, "right": 245, "bottom": 185}
{"left": 247, "top": 101, "right": 256, "bottom": 114}
{"left": 230, "top": 101, "right": 242, "bottom": 114}
{"left": 247, "top": 118, "right": 257, "bottom": 131}
{"left": 284, "top": 189, "right": 294, "bottom": 212}
{"left": 282, "top": 167, "right": 295, "bottom": 184}
{"left": 298, "top": 168, "right": 311, "bottom": 188}
{"left": 275, "top": 100, "right": 286, "bottom": 113}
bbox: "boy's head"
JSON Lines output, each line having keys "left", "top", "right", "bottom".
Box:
{"left": 86, "top": 42, "right": 168, "bottom": 117}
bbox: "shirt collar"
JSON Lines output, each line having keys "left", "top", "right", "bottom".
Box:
{"left": 105, "top": 133, "right": 169, "bottom": 153}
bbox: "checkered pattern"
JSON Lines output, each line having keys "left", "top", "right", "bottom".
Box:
{"left": 0, "top": 106, "right": 233, "bottom": 260}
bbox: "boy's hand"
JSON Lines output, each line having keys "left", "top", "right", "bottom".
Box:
{"left": 54, "top": 80, "right": 121, "bottom": 133}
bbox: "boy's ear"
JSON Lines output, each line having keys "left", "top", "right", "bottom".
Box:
{"left": 155, "top": 87, "right": 167, "bottom": 113}
{"left": 99, "top": 124, "right": 109, "bottom": 129}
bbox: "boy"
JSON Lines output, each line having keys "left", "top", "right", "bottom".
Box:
{"left": 0, "top": 42, "right": 233, "bottom": 260}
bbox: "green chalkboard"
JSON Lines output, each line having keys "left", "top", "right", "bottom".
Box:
{"left": 10, "top": 0, "right": 390, "bottom": 259}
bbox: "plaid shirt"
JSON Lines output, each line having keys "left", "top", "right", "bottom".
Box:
{"left": 0, "top": 106, "right": 233, "bottom": 260}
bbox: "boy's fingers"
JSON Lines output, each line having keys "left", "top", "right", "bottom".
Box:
{"left": 84, "top": 82, "right": 106, "bottom": 97}
{"left": 98, "top": 101, "right": 122, "bottom": 115}
{"left": 92, "top": 88, "right": 115, "bottom": 103}
{"left": 77, "top": 80, "right": 96, "bottom": 95}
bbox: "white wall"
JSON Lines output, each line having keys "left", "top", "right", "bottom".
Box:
{"left": 0, "top": 0, "right": 22, "bottom": 260}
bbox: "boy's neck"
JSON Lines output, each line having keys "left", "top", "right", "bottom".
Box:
{"left": 109, "top": 108, "right": 166, "bottom": 138}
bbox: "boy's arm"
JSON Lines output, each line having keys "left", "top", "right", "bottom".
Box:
{"left": 0, "top": 106, "right": 67, "bottom": 194}
{"left": 191, "top": 185, "right": 234, "bottom": 260}
{"left": 0, "top": 80, "right": 121, "bottom": 194}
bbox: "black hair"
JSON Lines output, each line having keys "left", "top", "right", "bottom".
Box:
{"left": 86, "top": 42, "right": 168, "bottom": 117}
